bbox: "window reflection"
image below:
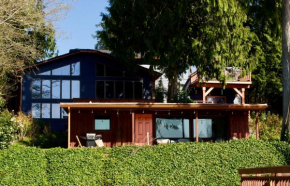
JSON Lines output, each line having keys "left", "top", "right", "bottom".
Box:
{"left": 32, "top": 103, "right": 40, "bottom": 118}
{"left": 52, "top": 80, "right": 60, "bottom": 99}
{"left": 72, "top": 80, "right": 80, "bottom": 98}
{"left": 51, "top": 104, "right": 60, "bottom": 118}
{"left": 71, "top": 62, "right": 80, "bottom": 76}
{"left": 115, "top": 81, "right": 124, "bottom": 99}
{"left": 62, "top": 80, "right": 70, "bottom": 99}
{"left": 32, "top": 80, "right": 41, "bottom": 99}
{"left": 193, "top": 119, "right": 212, "bottom": 138}
{"left": 52, "top": 65, "right": 70, "bottom": 76}
{"left": 42, "top": 103, "right": 50, "bottom": 118}
{"left": 42, "top": 80, "right": 51, "bottom": 99}
{"left": 106, "top": 81, "right": 114, "bottom": 98}
{"left": 39, "top": 71, "right": 51, "bottom": 75}
{"left": 62, "top": 108, "right": 68, "bottom": 119}
{"left": 156, "top": 118, "right": 184, "bottom": 138}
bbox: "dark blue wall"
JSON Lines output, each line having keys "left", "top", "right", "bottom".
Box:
{"left": 22, "top": 52, "right": 154, "bottom": 131}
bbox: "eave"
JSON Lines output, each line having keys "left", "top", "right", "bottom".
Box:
{"left": 60, "top": 102, "right": 267, "bottom": 111}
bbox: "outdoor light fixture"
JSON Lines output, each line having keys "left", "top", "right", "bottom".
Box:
{"left": 91, "top": 110, "right": 93, "bottom": 114}
{"left": 194, "top": 110, "right": 195, "bottom": 114}
{"left": 143, "top": 110, "right": 144, "bottom": 114}
{"left": 130, "top": 110, "right": 132, "bottom": 114}
{"left": 232, "top": 111, "right": 233, "bottom": 115}
{"left": 105, "top": 110, "right": 106, "bottom": 113}
{"left": 155, "top": 111, "right": 157, "bottom": 115}
{"left": 181, "top": 111, "right": 183, "bottom": 114}
{"left": 168, "top": 111, "right": 170, "bottom": 115}
{"left": 78, "top": 110, "right": 80, "bottom": 114}
{"left": 117, "top": 110, "right": 119, "bottom": 115}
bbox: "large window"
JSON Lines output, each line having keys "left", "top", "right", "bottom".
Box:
{"left": 96, "top": 81, "right": 143, "bottom": 99}
{"left": 156, "top": 118, "right": 189, "bottom": 138}
{"left": 32, "top": 103, "right": 64, "bottom": 119}
{"left": 38, "top": 62, "right": 80, "bottom": 76}
{"left": 193, "top": 119, "right": 212, "bottom": 138}
{"left": 32, "top": 80, "right": 80, "bottom": 99}
{"left": 94, "top": 115, "right": 110, "bottom": 130}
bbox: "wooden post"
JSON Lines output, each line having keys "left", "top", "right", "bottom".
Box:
{"left": 195, "top": 111, "right": 199, "bottom": 142}
{"left": 242, "top": 88, "right": 245, "bottom": 104}
{"left": 67, "top": 107, "right": 71, "bottom": 148}
{"left": 132, "top": 111, "right": 135, "bottom": 144}
{"left": 256, "top": 111, "right": 259, "bottom": 140}
{"left": 202, "top": 87, "right": 206, "bottom": 103}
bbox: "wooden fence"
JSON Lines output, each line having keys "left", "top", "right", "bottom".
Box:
{"left": 238, "top": 165, "right": 290, "bottom": 186}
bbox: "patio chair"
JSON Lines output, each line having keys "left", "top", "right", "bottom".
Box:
{"left": 156, "top": 139, "right": 170, "bottom": 145}
{"left": 76, "top": 135, "right": 83, "bottom": 148}
{"left": 177, "top": 139, "right": 191, "bottom": 143}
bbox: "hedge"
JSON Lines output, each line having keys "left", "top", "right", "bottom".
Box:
{"left": 0, "top": 139, "right": 289, "bottom": 186}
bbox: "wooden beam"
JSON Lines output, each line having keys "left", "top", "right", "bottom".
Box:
{"left": 202, "top": 87, "right": 206, "bottom": 103}
{"left": 195, "top": 111, "right": 199, "bottom": 142}
{"left": 60, "top": 103, "right": 268, "bottom": 111}
{"left": 233, "top": 88, "right": 243, "bottom": 97}
{"left": 242, "top": 88, "right": 245, "bottom": 104}
{"left": 238, "top": 165, "right": 290, "bottom": 175}
{"left": 196, "top": 83, "right": 251, "bottom": 89}
{"left": 67, "top": 107, "right": 71, "bottom": 148}
{"left": 256, "top": 111, "right": 259, "bottom": 140}
{"left": 205, "top": 87, "right": 214, "bottom": 97}
{"left": 132, "top": 111, "right": 135, "bottom": 144}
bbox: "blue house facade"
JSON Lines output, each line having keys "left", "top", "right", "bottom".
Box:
{"left": 19, "top": 49, "right": 159, "bottom": 131}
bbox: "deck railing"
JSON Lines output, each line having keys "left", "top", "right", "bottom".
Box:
{"left": 238, "top": 165, "right": 290, "bottom": 186}
{"left": 189, "top": 69, "right": 251, "bottom": 84}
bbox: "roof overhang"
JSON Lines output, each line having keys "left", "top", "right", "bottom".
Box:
{"left": 60, "top": 102, "right": 267, "bottom": 111}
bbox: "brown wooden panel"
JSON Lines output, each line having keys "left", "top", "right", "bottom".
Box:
{"left": 135, "top": 114, "right": 153, "bottom": 145}
{"left": 228, "top": 113, "right": 249, "bottom": 139}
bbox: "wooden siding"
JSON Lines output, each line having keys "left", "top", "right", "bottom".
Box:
{"left": 69, "top": 110, "right": 132, "bottom": 147}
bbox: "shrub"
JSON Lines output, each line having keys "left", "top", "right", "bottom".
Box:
{"left": 0, "top": 140, "right": 289, "bottom": 185}
{"left": 0, "top": 146, "right": 48, "bottom": 185}
{"left": 46, "top": 148, "right": 108, "bottom": 185}
{"left": 104, "top": 140, "right": 289, "bottom": 186}
{"left": 0, "top": 109, "right": 18, "bottom": 149}
{"left": 13, "top": 112, "right": 33, "bottom": 141}
{"left": 249, "top": 112, "right": 282, "bottom": 140}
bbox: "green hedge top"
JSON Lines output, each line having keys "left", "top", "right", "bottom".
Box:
{"left": 0, "top": 139, "right": 289, "bottom": 186}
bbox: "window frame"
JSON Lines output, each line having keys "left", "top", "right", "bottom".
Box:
{"left": 155, "top": 117, "right": 190, "bottom": 139}
{"left": 37, "top": 62, "right": 81, "bottom": 76}
{"left": 94, "top": 115, "right": 111, "bottom": 131}
{"left": 95, "top": 80, "right": 143, "bottom": 99}
{"left": 31, "top": 103, "right": 64, "bottom": 119}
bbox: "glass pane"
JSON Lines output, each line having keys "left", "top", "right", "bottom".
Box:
{"left": 193, "top": 119, "right": 212, "bottom": 138}
{"left": 134, "top": 82, "right": 143, "bottom": 99}
{"left": 95, "top": 116, "right": 110, "bottom": 130}
{"left": 32, "top": 80, "right": 41, "bottom": 99}
{"left": 115, "top": 81, "right": 124, "bottom": 99}
{"left": 96, "top": 81, "right": 104, "bottom": 98}
{"left": 61, "top": 108, "right": 68, "bottom": 119}
{"left": 51, "top": 104, "right": 60, "bottom": 118}
{"left": 32, "top": 103, "right": 40, "bottom": 118}
{"left": 184, "top": 119, "right": 190, "bottom": 138}
{"left": 52, "top": 65, "right": 70, "bottom": 76}
{"left": 106, "top": 66, "right": 123, "bottom": 76}
{"left": 156, "top": 118, "right": 183, "bottom": 138}
{"left": 96, "top": 63, "right": 104, "bottom": 76}
{"left": 42, "top": 103, "right": 50, "bottom": 118}
{"left": 71, "top": 62, "right": 80, "bottom": 76}
{"left": 72, "top": 80, "right": 80, "bottom": 98}
{"left": 42, "top": 80, "right": 51, "bottom": 99}
{"left": 62, "top": 80, "right": 70, "bottom": 99}
{"left": 52, "top": 80, "right": 60, "bottom": 99}
{"left": 105, "top": 81, "right": 114, "bottom": 98}
{"left": 125, "top": 82, "right": 133, "bottom": 99}
{"left": 39, "top": 71, "right": 51, "bottom": 75}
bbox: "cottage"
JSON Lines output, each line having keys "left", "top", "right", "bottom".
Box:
{"left": 12, "top": 49, "right": 267, "bottom": 148}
